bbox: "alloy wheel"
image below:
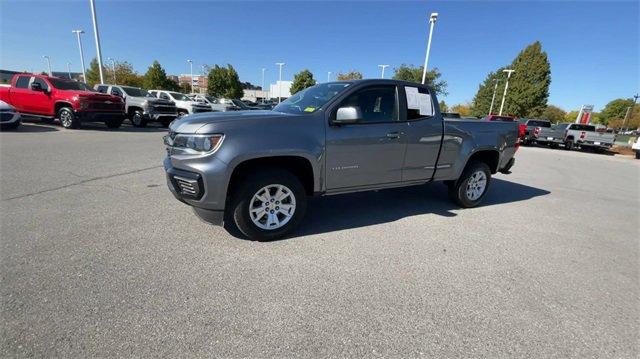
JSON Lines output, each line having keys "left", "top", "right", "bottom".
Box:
{"left": 249, "top": 184, "right": 296, "bottom": 230}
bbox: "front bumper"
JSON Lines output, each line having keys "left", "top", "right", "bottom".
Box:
{"left": 0, "top": 111, "right": 20, "bottom": 124}
{"left": 76, "top": 111, "right": 125, "bottom": 122}
{"left": 578, "top": 140, "right": 613, "bottom": 148}
{"left": 144, "top": 109, "right": 177, "bottom": 121}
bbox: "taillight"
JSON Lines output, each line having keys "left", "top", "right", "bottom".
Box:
{"left": 518, "top": 124, "right": 526, "bottom": 138}
{"left": 580, "top": 131, "right": 586, "bottom": 140}
{"left": 533, "top": 127, "right": 541, "bottom": 138}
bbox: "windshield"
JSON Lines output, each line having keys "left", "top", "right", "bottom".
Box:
{"left": 205, "top": 96, "right": 217, "bottom": 103}
{"left": 170, "top": 92, "right": 191, "bottom": 101}
{"left": 49, "top": 78, "right": 93, "bottom": 91}
{"left": 122, "top": 86, "right": 152, "bottom": 97}
{"left": 273, "top": 82, "right": 351, "bottom": 114}
{"left": 231, "top": 99, "right": 250, "bottom": 109}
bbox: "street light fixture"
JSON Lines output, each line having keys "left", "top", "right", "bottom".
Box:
{"left": 378, "top": 65, "right": 389, "bottom": 79}
{"left": 498, "top": 69, "right": 515, "bottom": 116}
{"left": 89, "top": 0, "right": 105, "bottom": 84}
{"left": 488, "top": 79, "right": 500, "bottom": 115}
{"left": 275, "top": 62, "right": 285, "bottom": 103}
{"left": 421, "top": 12, "right": 438, "bottom": 84}
{"left": 187, "top": 60, "right": 193, "bottom": 93}
{"left": 107, "top": 57, "right": 116, "bottom": 84}
{"left": 72, "top": 30, "right": 87, "bottom": 82}
{"left": 42, "top": 56, "right": 52, "bottom": 76}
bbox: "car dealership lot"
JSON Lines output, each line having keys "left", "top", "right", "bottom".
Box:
{"left": 1, "top": 122, "right": 638, "bottom": 357}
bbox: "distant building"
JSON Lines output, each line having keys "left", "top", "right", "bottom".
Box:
{"left": 269, "top": 80, "right": 292, "bottom": 99}
{"left": 179, "top": 74, "right": 207, "bottom": 93}
{"left": 242, "top": 89, "right": 269, "bottom": 102}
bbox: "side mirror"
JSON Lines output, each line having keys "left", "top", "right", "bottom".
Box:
{"left": 30, "top": 82, "right": 43, "bottom": 92}
{"left": 334, "top": 106, "right": 361, "bottom": 124}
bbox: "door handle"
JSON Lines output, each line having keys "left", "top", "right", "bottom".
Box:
{"left": 386, "top": 132, "right": 402, "bottom": 139}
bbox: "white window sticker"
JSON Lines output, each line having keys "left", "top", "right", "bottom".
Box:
{"left": 417, "top": 93, "right": 433, "bottom": 116}
{"left": 405, "top": 86, "right": 419, "bottom": 109}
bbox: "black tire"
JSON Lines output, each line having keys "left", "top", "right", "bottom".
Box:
{"left": 635, "top": 151, "right": 640, "bottom": 159}
{"left": 448, "top": 161, "right": 491, "bottom": 208}
{"left": 105, "top": 117, "right": 123, "bottom": 129}
{"left": 230, "top": 170, "right": 307, "bottom": 241}
{"left": 129, "top": 110, "right": 147, "bottom": 127}
{"left": 58, "top": 107, "right": 80, "bottom": 129}
{"left": 565, "top": 139, "right": 574, "bottom": 151}
{"left": 0, "top": 120, "right": 20, "bottom": 131}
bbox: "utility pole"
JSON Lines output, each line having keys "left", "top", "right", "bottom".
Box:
{"left": 488, "top": 79, "right": 500, "bottom": 115}
{"left": 261, "top": 68, "right": 266, "bottom": 99}
{"left": 67, "top": 62, "right": 72, "bottom": 79}
{"left": 421, "top": 12, "right": 438, "bottom": 84}
{"left": 187, "top": 60, "right": 193, "bottom": 93}
{"left": 498, "top": 69, "right": 515, "bottom": 116}
{"left": 107, "top": 57, "right": 116, "bottom": 84}
{"left": 42, "top": 56, "right": 52, "bottom": 76}
{"left": 89, "top": 0, "right": 105, "bottom": 84}
{"left": 275, "top": 62, "right": 285, "bottom": 103}
{"left": 378, "top": 65, "right": 389, "bottom": 79}
{"left": 622, "top": 93, "right": 639, "bottom": 131}
{"left": 72, "top": 30, "right": 87, "bottom": 82}
{"left": 327, "top": 71, "right": 331, "bottom": 82}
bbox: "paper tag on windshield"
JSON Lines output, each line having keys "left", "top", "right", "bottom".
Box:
{"left": 405, "top": 87, "right": 419, "bottom": 109}
{"left": 417, "top": 93, "right": 433, "bottom": 116}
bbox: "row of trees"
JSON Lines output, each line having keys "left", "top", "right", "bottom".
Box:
{"left": 84, "top": 58, "right": 189, "bottom": 92}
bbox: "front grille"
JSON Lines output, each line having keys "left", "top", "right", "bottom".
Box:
{"left": 153, "top": 105, "right": 177, "bottom": 114}
{"left": 90, "top": 102, "right": 123, "bottom": 111}
{"left": 193, "top": 107, "right": 211, "bottom": 113}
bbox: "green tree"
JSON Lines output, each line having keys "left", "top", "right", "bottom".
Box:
{"left": 391, "top": 64, "right": 448, "bottom": 96}
{"left": 336, "top": 70, "right": 363, "bottom": 80}
{"left": 290, "top": 69, "right": 316, "bottom": 94}
{"left": 438, "top": 100, "right": 448, "bottom": 112}
{"left": 471, "top": 41, "right": 551, "bottom": 118}
{"left": 85, "top": 58, "right": 106, "bottom": 87}
{"left": 179, "top": 81, "right": 191, "bottom": 94}
{"left": 564, "top": 110, "right": 579, "bottom": 122}
{"left": 451, "top": 103, "right": 472, "bottom": 116}
{"left": 143, "top": 60, "right": 173, "bottom": 90}
{"left": 112, "top": 61, "right": 144, "bottom": 87}
{"left": 206, "top": 64, "right": 243, "bottom": 98}
{"left": 599, "top": 98, "right": 636, "bottom": 126}
{"left": 541, "top": 105, "right": 566, "bottom": 123}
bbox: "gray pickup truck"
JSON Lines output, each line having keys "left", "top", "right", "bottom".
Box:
{"left": 163, "top": 80, "right": 518, "bottom": 241}
{"left": 95, "top": 84, "right": 177, "bottom": 127}
{"left": 534, "top": 123, "right": 615, "bottom": 151}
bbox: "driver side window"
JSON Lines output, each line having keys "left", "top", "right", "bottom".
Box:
{"left": 339, "top": 86, "right": 398, "bottom": 123}
{"left": 159, "top": 92, "right": 170, "bottom": 100}
{"left": 110, "top": 87, "right": 123, "bottom": 97}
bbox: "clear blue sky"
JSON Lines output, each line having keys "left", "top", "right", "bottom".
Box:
{"left": 1, "top": 0, "right": 638, "bottom": 111}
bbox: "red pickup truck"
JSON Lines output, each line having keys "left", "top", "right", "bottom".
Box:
{"left": 0, "top": 74, "right": 125, "bottom": 129}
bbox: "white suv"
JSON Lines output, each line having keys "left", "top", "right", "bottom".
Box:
{"left": 149, "top": 90, "right": 211, "bottom": 117}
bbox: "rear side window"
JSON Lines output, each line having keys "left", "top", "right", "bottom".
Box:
{"left": 528, "top": 120, "right": 551, "bottom": 128}
{"left": 405, "top": 86, "right": 433, "bottom": 120}
{"left": 32, "top": 78, "right": 49, "bottom": 92}
{"left": 15, "top": 76, "right": 31, "bottom": 89}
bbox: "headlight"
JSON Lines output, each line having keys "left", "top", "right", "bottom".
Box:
{"left": 142, "top": 100, "right": 149, "bottom": 108}
{"left": 168, "top": 134, "right": 224, "bottom": 154}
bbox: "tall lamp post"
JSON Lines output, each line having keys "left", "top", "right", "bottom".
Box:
{"left": 421, "top": 12, "right": 438, "bottom": 84}
{"left": 378, "top": 64, "right": 389, "bottom": 79}
{"left": 275, "top": 62, "right": 285, "bottom": 103}
{"left": 107, "top": 57, "right": 116, "bottom": 84}
{"left": 488, "top": 79, "right": 500, "bottom": 115}
{"left": 42, "top": 56, "right": 52, "bottom": 76}
{"left": 187, "top": 60, "right": 193, "bottom": 93}
{"left": 498, "top": 69, "right": 515, "bottom": 116}
{"left": 89, "top": 0, "right": 105, "bottom": 84}
{"left": 67, "top": 62, "right": 72, "bottom": 79}
{"left": 327, "top": 71, "right": 331, "bottom": 82}
{"left": 72, "top": 30, "right": 87, "bottom": 82}
{"left": 261, "top": 68, "right": 266, "bottom": 99}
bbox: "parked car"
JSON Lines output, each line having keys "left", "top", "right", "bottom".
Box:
{"left": 0, "top": 74, "right": 124, "bottom": 129}
{"left": 230, "top": 99, "right": 261, "bottom": 110}
{"left": 163, "top": 79, "right": 519, "bottom": 241}
{"left": 533, "top": 123, "right": 615, "bottom": 152}
{"left": 632, "top": 137, "right": 640, "bottom": 159}
{"left": 519, "top": 118, "right": 551, "bottom": 145}
{"left": 189, "top": 94, "right": 235, "bottom": 112}
{"left": 254, "top": 101, "right": 275, "bottom": 110}
{"left": 148, "top": 90, "right": 211, "bottom": 117}
{"left": 0, "top": 100, "right": 21, "bottom": 130}
{"left": 95, "top": 84, "right": 177, "bottom": 127}
{"left": 442, "top": 112, "right": 461, "bottom": 119}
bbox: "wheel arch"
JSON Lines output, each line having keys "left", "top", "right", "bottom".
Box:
{"left": 464, "top": 149, "right": 500, "bottom": 174}
{"left": 54, "top": 101, "right": 74, "bottom": 114}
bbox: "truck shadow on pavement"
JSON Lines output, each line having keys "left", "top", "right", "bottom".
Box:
{"left": 8, "top": 122, "right": 59, "bottom": 133}
{"left": 286, "top": 178, "right": 550, "bottom": 240}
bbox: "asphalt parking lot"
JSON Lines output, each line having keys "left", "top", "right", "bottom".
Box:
{"left": 1, "top": 121, "right": 638, "bottom": 357}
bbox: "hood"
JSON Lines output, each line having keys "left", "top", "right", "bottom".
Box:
{"left": 61, "top": 90, "right": 121, "bottom": 102}
{"left": 169, "top": 110, "right": 295, "bottom": 133}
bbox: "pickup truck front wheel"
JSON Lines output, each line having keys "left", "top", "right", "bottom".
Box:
{"left": 230, "top": 170, "right": 307, "bottom": 241}
{"left": 448, "top": 161, "right": 491, "bottom": 208}
{"left": 58, "top": 107, "right": 80, "bottom": 129}
{"left": 130, "top": 110, "right": 147, "bottom": 127}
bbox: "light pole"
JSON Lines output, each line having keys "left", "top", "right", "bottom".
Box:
{"left": 327, "top": 71, "right": 331, "bottom": 82}
{"left": 261, "top": 68, "right": 266, "bottom": 98}
{"left": 89, "top": 0, "right": 105, "bottom": 84}
{"left": 378, "top": 65, "right": 389, "bottom": 79}
{"left": 187, "top": 60, "right": 193, "bottom": 93}
{"left": 107, "top": 57, "right": 116, "bottom": 84}
{"left": 67, "top": 62, "right": 72, "bottom": 79}
{"left": 72, "top": 30, "right": 87, "bottom": 82}
{"left": 42, "top": 56, "right": 52, "bottom": 76}
{"left": 275, "top": 62, "right": 285, "bottom": 103}
{"left": 622, "top": 94, "right": 639, "bottom": 131}
{"left": 488, "top": 79, "right": 500, "bottom": 115}
{"left": 498, "top": 69, "right": 515, "bottom": 116}
{"left": 421, "top": 12, "right": 438, "bottom": 84}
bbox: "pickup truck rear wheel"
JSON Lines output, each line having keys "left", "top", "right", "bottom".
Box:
{"left": 448, "top": 161, "right": 491, "bottom": 208}
{"left": 58, "top": 107, "right": 80, "bottom": 129}
{"left": 230, "top": 170, "right": 307, "bottom": 241}
{"left": 565, "top": 139, "right": 574, "bottom": 151}
{"left": 130, "top": 110, "right": 147, "bottom": 127}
